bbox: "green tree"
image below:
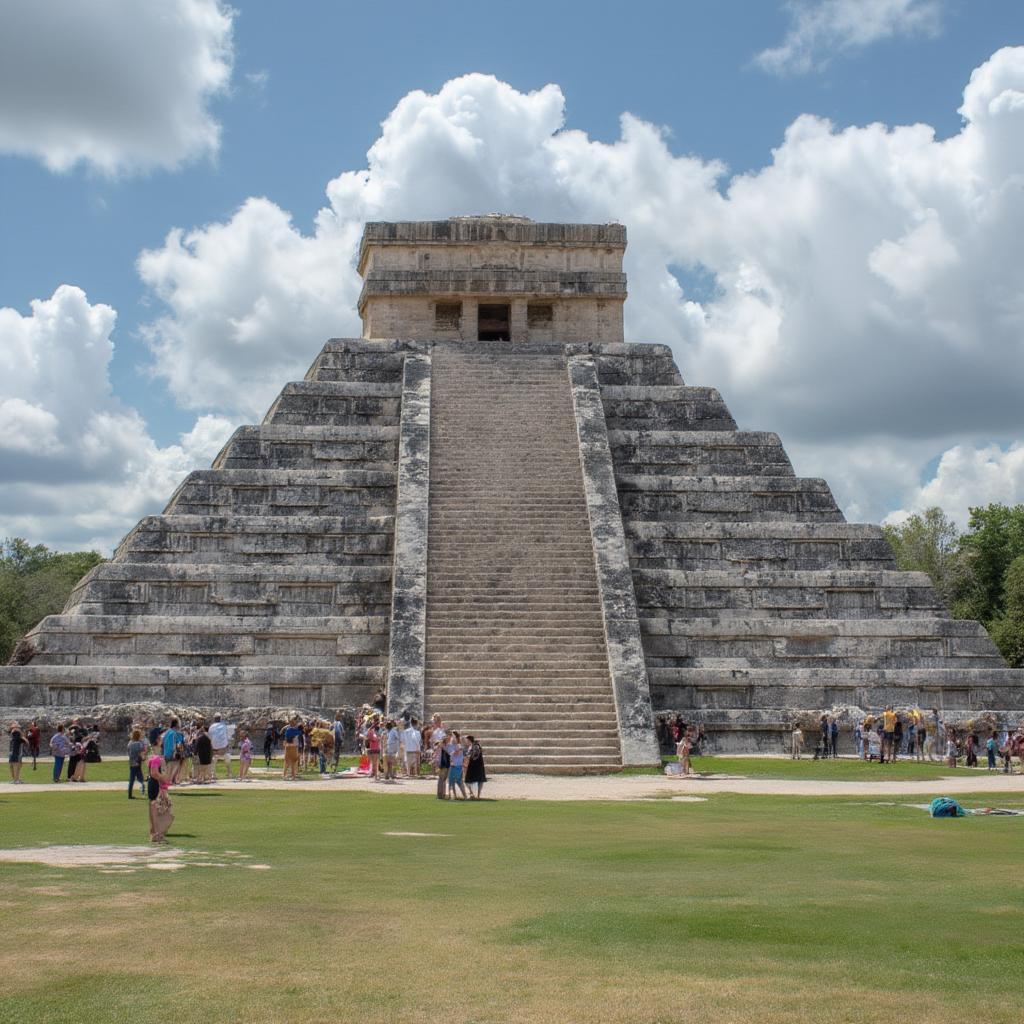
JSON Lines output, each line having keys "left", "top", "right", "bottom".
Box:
{"left": 951, "top": 503, "right": 1024, "bottom": 624}
{"left": 989, "top": 555, "right": 1024, "bottom": 667}
{"left": 0, "top": 538, "right": 104, "bottom": 663}
{"left": 881, "top": 507, "right": 961, "bottom": 604}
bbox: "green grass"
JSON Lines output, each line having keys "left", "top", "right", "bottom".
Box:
{"left": 687, "top": 754, "right": 988, "bottom": 781}
{"left": 1, "top": 787, "right": 1022, "bottom": 1024}
{"left": 21, "top": 755, "right": 361, "bottom": 783}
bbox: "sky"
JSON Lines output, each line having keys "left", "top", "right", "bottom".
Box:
{"left": 1, "top": 0, "right": 1023, "bottom": 552}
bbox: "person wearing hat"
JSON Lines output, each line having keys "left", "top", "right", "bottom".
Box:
{"left": 8, "top": 722, "right": 28, "bottom": 783}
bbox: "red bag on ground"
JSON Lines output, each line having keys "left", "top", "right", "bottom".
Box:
{"left": 358, "top": 754, "right": 369, "bottom": 772}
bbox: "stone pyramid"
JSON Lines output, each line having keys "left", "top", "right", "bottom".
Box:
{"left": 2, "top": 217, "right": 1020, "bottom": 770}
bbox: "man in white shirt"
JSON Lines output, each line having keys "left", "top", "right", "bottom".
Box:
{"left": 208, "top": 713, "right": 232, "bottom": 780}
{"left": 384, "top": 720, "right": 401, "bottom": 782}
{"left": 402, "top": 717, "right": 422, "bottom": 778}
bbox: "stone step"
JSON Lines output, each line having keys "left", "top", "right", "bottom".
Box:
{"left": 114, "top": 513, "right": 395, "bottom": 565}
{"left": 263, "top": 381, "right": 402, "bottom": 427}
{"left": 213, "top": 423, "right": 399, "bottom": 472}
{"left": 67, "top": 560, "right": 394, "bottom": 617}
{"left": 424, "top": 343, "right": 622, "bottom": 771}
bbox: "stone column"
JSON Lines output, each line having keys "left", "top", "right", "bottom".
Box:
{"left": 567, "top": 354, "right": 660, "bottom": 765}
{"left": 386, "top": 351, "right": 431, "bottom": 720}
{"left": 510, "top": 299, "right": 529, "bottom": 342}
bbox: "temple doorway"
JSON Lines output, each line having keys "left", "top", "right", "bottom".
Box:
{"left": 477, "top": 303, "right": 510, "bottom": 341}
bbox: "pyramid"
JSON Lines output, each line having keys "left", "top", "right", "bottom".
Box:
{"left": 2, "top": 217, "right": 1020, "bottom": 769}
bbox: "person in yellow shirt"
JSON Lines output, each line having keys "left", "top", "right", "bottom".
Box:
{"left": 881, "top": 706, "right": 898, "bottom": 764}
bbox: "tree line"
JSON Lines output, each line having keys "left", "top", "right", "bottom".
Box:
{"left": 882, "top": 503, "right": 1024, "bottom": 667}
{"left": 0, "top": 538, "right": 104, "bottom": 663}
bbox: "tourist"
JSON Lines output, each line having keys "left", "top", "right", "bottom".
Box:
{"left": 465, "top": 735, "right": 487, "bottom": 799}
{"left": 49, "top": 724, "right": 70, "bottom": 783}
{"left": 790, "top": 725, "right": 804, "bottom": 759}
{"left": 867, "top": 728, "right": 881, "bottom": 761}
{"left": 162, "top": 717, "right": 186, "bottom": 784}
{"left": 430, "top": 714, "right": 446, "bottom": 761}
{"left": 263, "top": 722, "right": 277, "bottom": 767}
{"left": 302, "top": 720, "right": 313, "bottom": 772}
{"left": 916, "top": 713, "right": 927, "bottom": 761}
{"left": 332, "top": 712, "right": 345, "bottom": 771}
{"left": 447, "top": 730, "right": 468, "bottom": 799}
{"left": 70, "top": 733, "right": 89, "bottom": 783}
{"left": 435, "top": 732, "right": 450, "bottom": 799}
{"left": 829, "top": 717, "right": 839, "bottom": 758}
{"left": 67, "top": 717, "right": 87, "bottom": 781}
{"left": 282, "top": 716, "right": 302, "bottom": 781}
{"left": 146, "top": 728, "right": 174, "bottom": 844}
{"left": 819, "top": 714, "right": 829, "bottom": 758}
{"left": 892, "top": 715, "right": 903, "bottom": 763}
{"left": 195, "top": 723, "right": 213, "bottom": 783}
{"left": 127, "top": 728, "right": 146, "bottom": 798}
{"left": 27, "top": 720, "right": 40, "bottom": 770}
{"left": 238, "top": 730, "right": 253, "bottom": 781}
{"left": 946, "top": 732, "right": 958, "bottom": 768}
{"left": 880, "top": 706, "right": 897, "bottom": 764}
{"left": 209, "top": 713, "right": 232, "bottom": 781}
{"left": 965, "top": 732, "right": 978, "bottom": 768}
{"left": 986, "top": 731, "right": 998, "bottom": 771}
{"left": 906, "top": 715, "right": 916, "bottom": 758}
{"left": 8, "top": 722, "right": 28, "bottom": 783}
{"left": 402, "top": 716, "right": 422, "bottom": 778}
{"left": 384, "top": 719, "right": 401, "bottom": 781}
{"left": 365, "top": 717, "right": 381, "bottom": 781}
{"left": 678, "top": 729, "right": 692, "bottom": 774}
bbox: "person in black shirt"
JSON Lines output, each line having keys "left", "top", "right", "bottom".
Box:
{"left": 194, "top": 724, "right": 213, "bottom": 783}
{"left": 8, "top": 723, "right": 28, "bottom": 784}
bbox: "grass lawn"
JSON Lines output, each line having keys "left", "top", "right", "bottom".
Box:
{"left": 685, "top": 755, "right": 990, "bottom": 781}
{"left": 1, "top": 787, "right": 1022, "bottom": 1024}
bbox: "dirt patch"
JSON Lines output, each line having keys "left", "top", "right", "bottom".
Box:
{"left": 383, "top": 831, "right": 452, "bottom": 837}
{"left": 0, "top": 845, "right": 269, "bottom": 873}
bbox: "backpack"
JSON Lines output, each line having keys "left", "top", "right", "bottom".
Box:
{"left": 930, "top": 797, "right": 965, "bottom": 818}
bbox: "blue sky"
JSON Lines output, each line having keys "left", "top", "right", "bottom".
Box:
{"left": 1, "top": 0, "right": 1023, "bottom": 549}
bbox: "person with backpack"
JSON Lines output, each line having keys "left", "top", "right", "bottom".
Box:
{"left": 162, "top": 717, "right": 186, "bottom": 784}
{"left": 465, "top": 735, "right": 487, "bottom": 800}
{"left": 986, "top": 731, "right": 998, "bottom": 770}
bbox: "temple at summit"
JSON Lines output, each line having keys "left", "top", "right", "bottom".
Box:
{"left": 1, "top": 215, "right": 1021, "bottom": 770}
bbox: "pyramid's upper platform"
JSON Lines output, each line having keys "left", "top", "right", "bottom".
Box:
{"left": 357, "top": 216, "right": 627, "bottom": 344}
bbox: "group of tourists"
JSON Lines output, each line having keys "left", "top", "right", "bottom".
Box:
{"left": 354, "top": 708, "right": 488, "bottom": 799}
{"left": 129, "top": 714, "right": 254, "bottom": 792}
{"left": 6, "top": 718, "right": 101, "bottom": 784}
{"left": 787, "top": 706, "right": 1024, "bottom": 771}
{"left": 266, "top": 714, "right": 346, "bottom": 778}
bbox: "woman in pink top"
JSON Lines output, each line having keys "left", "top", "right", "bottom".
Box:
{"left": 146, "top": 729, "right": 174, "bottom": 843}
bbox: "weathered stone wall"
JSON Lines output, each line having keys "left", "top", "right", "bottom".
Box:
{"left": 358, "top": 217, "right": 627, "bottom": 345}
{"left": 362, "top": 295, "right": 624, "bottom": 345}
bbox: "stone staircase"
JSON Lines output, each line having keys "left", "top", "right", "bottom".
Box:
{"left": 424, "top": 344, "right": 622, "bottom": 773}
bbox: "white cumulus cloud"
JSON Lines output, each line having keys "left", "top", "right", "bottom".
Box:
{"left": 0, "top": 286, "right": 234, "bottom": 551}
{"left": 754, "top": 0, "right": 943, "bottom": 75}
{"left": 134, "top": 54, "right": 1024, "bottom": 527}
{"left": 0, "top": 0, "right": 234, "bottom": 175}
{"left": 886, "top": 443, "right": 1024, "bottom": 526}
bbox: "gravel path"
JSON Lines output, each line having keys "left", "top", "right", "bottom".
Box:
{"left": 6, "top": 771, "right": 1024, "bottom": 800}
